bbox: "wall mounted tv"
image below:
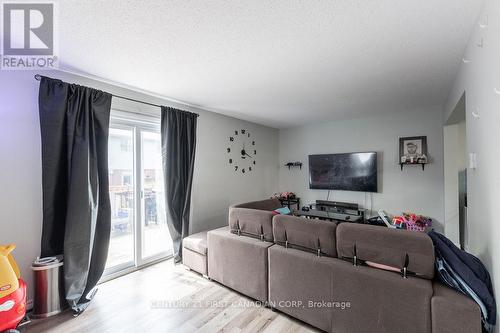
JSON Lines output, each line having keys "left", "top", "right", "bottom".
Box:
{"left": 309, "top": 152, "right": 378, "bottom": 192}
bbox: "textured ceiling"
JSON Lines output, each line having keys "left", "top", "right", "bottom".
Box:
{"left": 54, "top": 0, "right": 482, "bottom": 128}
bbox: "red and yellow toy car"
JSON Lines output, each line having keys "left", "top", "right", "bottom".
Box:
{"left": 0, "top": 244, "right": 27, "bottom": 332}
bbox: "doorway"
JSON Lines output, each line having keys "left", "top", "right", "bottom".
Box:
{"left": 104, "top": 110, "right": 173, "bottom": 278}
{"left": 443, "top": 93, "right": 467, "bottom": 249}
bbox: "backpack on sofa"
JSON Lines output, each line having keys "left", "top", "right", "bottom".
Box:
{"left": 428, "top": 231, "right": 496, "bottom": 332}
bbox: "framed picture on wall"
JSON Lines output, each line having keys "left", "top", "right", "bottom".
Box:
{"left": 399, "top": 136, "right": 428, "bottom": 164}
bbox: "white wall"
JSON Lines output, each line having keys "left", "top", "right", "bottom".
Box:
{"left": 0, "top": 70, "right": 279, "bottom": 302}
{"left": 279, "top": 107, "right": 445, "bottom": 230}
{"left": 0, "top": 71, "right": 42, "bottom": 307}
{"left": 191, "top": 106, "right": 279, "bottom": 233}
{"left": 444, "top": 0, "right": 500, "bottom": 330}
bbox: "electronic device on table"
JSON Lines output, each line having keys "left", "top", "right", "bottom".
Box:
{"left": 377, "top": 210, "right": 396, "bottom": 228}
{"left": 308, "top": 152, "right": 378, "bottom": 193}
{"left": 366, "top": 210, "right": 396, "bottom": 228}
{"left": 296, "top": 200, "right": 366, "bottom": 223}
{"left": 315, "top": 200, "right": 359, "bottom": 213}
{"left": 296, "top": 208, "right": 362, "bottom": 223}
{"left": 312, "top": 200, "right": 366, "bottom": 220}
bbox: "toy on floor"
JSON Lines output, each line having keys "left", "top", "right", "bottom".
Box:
{"left": 0, "top": 244, "right": 27, "bottom": 333}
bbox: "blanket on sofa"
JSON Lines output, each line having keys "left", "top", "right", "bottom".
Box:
{"left": 428, "top": 231, "right": 496, "bottom": 332}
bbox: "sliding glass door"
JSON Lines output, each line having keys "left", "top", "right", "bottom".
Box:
{"left": 107, "top": 128, "right": 135, "bottom": 271}
{"left": 140, "top": 131, "right": 173, "bottom": 259}
{"left": 105, "top": 112, "right": 173, "bottom": 276}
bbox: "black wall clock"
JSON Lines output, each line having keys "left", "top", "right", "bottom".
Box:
{"left": 227, "top": 129, "right": 256, "bottom": 173}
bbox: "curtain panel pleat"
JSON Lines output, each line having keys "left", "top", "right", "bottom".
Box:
{"left": 38, "top": 76, "right": 112, "bottom": 313}
{"left": 161, "top": 107, "right": 197, "bottom": 263}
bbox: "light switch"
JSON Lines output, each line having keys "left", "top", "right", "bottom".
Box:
{"left": 469, "top": 153, "right": 477, "bottom": 169}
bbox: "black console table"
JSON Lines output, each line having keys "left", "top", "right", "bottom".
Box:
{"left": 292, "top": 209, "right": 363, "bottom": 223}
{"left": 279, "top": 197, "right": 300, "bottom": 210}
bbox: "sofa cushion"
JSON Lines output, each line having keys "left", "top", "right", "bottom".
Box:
{"left": 183, "top": 248, "right": 208, "bottom": 275}
{"left": 331, "top": 259, "right": 433, "bottom": 333}
{"left": 229, "top": 207, "right": 276, "bottom": 242}
{"left": 336, "top": 223, "right": 435, "bottom": 279}
{"left": 273, "top": 215, "right": 337, "bottom": 257}
{"left": 207, "top": 227, "right": 273, "bottom": 302}
{"left": 183, "top": 230, "right": 209, "bottom": 255}
{"left": 431, "top": 282, "right": 481, "bottom": 333}
{"left": 268, "top": 245, "right": 335, "bottom": 332}
{"left": 228, "top": 198, "right": 281, "bottom": 241}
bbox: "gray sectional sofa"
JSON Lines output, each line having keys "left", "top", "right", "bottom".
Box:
{"left": 206, "top": 198, "right": 482, "bottom": 333}
{"left": 208, "top": 199, "right": 278, "bottom": 302}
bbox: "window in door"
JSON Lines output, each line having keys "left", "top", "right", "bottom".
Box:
{"left": 141, "top": 131, "right": 173, "bottom": 258}
{"left": 107, "top": 128, "right": 135, "bottom": 271}
{"left": 105, "top": 114, "right": 173, "bottom": 276}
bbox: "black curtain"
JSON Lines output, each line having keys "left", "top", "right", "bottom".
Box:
{"left": 38, "top": 76, "right": 112, "bottom": 313}
{"left": 161, "top": 107, "right": 197, "bottom": 263}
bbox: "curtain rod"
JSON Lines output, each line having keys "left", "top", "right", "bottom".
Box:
{"left": 34, "top": 74, "right": 199, "bottom": 117}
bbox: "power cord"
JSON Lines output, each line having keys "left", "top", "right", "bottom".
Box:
{"left": 370, "top": 193, "right": 373, "bottom": 217}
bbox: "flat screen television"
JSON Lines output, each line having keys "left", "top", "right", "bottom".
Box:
{"left": 309, "top": 152, "right": 378, "bottom": 192}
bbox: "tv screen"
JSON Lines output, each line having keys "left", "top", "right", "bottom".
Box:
{"left": 309, "top": 152, "right": 378, "bottom": 192}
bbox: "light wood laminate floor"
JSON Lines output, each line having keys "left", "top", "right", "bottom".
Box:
{"left": 22, "top": 260, "right": 320, "bottom": 333}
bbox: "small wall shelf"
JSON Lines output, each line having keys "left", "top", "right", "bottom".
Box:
{"left": 399, "top": 162, "right": 428, "bottom": 171}
{"left": 285, "top": 162, "right": 302, "bottom": 170}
